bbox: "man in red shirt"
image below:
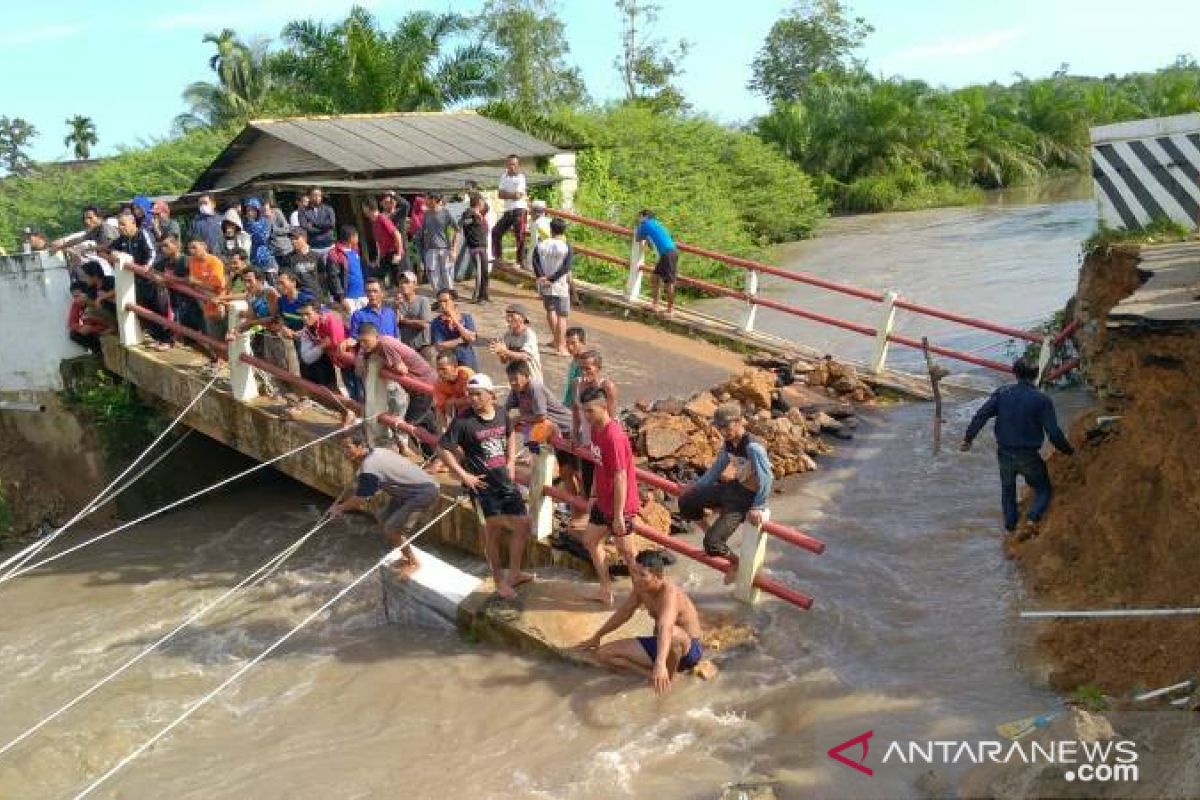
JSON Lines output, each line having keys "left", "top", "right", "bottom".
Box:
{"left": 362, "top": 197, "right": 405, "bottom": 288}
{"left": 355, "top": 322, "right": 438, "bottom": 456}
{"left": 579, "top": 383, "right": 640, "bottom": 605}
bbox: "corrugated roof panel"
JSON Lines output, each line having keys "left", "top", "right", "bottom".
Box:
{"left": 189, "top": 112, "right": 562, "bottom": 192}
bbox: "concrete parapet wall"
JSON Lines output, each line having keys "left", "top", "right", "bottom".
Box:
{"left": 0, "top": 252, "right": 86, "bottom": 391}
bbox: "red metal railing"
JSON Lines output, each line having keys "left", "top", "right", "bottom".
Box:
{"left": 119, "top": 263, "right": 825, "bottom": 608}
{"left": 553, "top": 209, "right": 1082, "bottom": 375}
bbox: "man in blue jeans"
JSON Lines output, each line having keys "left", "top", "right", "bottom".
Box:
{"left": 962, "top": 358, "right": 1075, "bottom": 537}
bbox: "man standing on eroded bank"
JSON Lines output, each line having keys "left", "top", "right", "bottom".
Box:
{"left": 961, "top": 358, "right": 1075, "bottom": 538}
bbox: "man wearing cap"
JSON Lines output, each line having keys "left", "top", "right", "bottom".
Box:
{"left": 286, "top": 227, "right": 325, "bottom": 300}
{"left": 395, "top": 271, "right": 435, "bottom": 363}
{"left": 489, "top": 303, "right": 543, "bottom": 383}
{"left": 363, "top": 196, "right": 405, "bottom": 287}
{"left": 331, "top": 432, "right": 439, "bottom": 579}
{"left": 678, "top": 403, "right": 774, "bottom": 583}
{"left": 491, "top": 154, "right": 529, "bottom": 266}
{"left": 437, "top": 373, "right": 533, "bottom": 600}
{"left": 530, "top": 199, "right": 553, "bottom": 242}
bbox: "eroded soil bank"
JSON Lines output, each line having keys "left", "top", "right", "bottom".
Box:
{"left": 1012, "top": 242, "right": 1200, "bottom": 693}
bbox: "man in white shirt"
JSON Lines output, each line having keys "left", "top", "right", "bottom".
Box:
{"left": 491, "top": 154, "right": 529, "bottom": 267}
{"left": 533, "top": 217, "right": 573, "bottom": 356}
{"left": 489, "top": 303, "right": 543, "bottom": 384}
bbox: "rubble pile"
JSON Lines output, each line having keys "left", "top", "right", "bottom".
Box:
{"left": 625, "top": 356, "right": 874, "bottom": 481}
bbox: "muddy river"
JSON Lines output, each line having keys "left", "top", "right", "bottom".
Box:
{"left": 0, "top": 180, "right": 1099, "bottom": 799}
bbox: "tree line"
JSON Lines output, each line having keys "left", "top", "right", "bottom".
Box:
{"left": 3, "top": 1, "right": 1200, "bottom": 252}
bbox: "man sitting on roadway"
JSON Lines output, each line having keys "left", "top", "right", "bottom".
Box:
{"left": 577, "top": 551, "right": 704, "bottom": 696}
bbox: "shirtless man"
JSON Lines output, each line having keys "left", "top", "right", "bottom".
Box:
{"left": 577, "top": 551, "right": 704, "bottom": 695}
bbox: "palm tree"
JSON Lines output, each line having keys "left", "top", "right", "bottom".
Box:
{"left": 272, "top": 6, "right": 501, "bottom": 114}
{"left": 175, "top": 29, "right": 274, "bottom": 131}
{"left": 63, "top": 115, "right": 98, "bottom": 160}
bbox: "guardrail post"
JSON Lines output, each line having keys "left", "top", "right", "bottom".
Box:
{"left": 734, "top": 508, "right": 771, "bottom": 605}
{"left": 526, "top": 447, "right": 556, "bottom": 542}
{"left": 741, "top": 270, "right": 760, "bottom": 333}
{"left": 526, "top": 217, "right": 541, "bottom": 272}
{"left": 225, "top": 301, "right": 258, "bottom": 403}
{"left": 114, "top": 259, "right": 141, "bottom": 347}
{"left": 868, "top": 290, "right": 900, "bottom": 375}
{"left": 363, "top": 358, "right": 388, "bottom": 445}
{"left": 1035, "top": 334, "right": 1054, "bottom": 385}
{"left": 625, "top": 234, "right": 644, "bottom": 302}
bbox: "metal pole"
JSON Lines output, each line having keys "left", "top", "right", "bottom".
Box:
{"left": 0, "top": 401, "right": 46, "bottom": 413}
{"left": 1021, "top": 608, "right": 1200, "bottom": 619}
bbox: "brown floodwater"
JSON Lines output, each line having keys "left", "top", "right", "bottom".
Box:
{"left": 0, "top": 182, "right": 1098, "bottom": 799}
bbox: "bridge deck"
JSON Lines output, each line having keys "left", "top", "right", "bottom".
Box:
{"left": 1110, "top": 241, "right": 1200, "bottom": 330}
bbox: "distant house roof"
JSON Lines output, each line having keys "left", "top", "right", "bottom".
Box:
{"left": 189, "top": 111, "right": 563, "bottom": 194}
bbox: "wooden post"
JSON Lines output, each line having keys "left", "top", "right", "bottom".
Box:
{"left": 868, "top": 290, "right": 899, "bottom": 375}
{"left": 921, "top": 337, "right": 947, "bottom": 455}
{"left": 113, "top": 258, "right": 141, "bottom": 348}
{"left": 734, "top": 508, "right": 771, "bottom": 605}
{"left": 225, "top": 300, "right": 258, "bottom": 402}
{"left": 740, "top": 270, "right": 760, "bottom": 333}
{"left": 526, "top": 447, "right": 556, "bottom": 541}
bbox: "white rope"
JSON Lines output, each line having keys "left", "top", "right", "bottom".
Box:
{"left": 1021, "top": 608, "right": 1200, "bottom": 619}
{"left": 72, "top": 500, "right": 459, "bottom": 800}
{"left": 0, "top": 513, "right": 334, "bottom": 761}
{"left": 2, "top": 418, "right": 371, "bottom": 582}
{"left": 0, "top": 378, "right": 218, "bottom": 580}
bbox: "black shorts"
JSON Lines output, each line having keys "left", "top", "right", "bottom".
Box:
{"left": 588, "top": 504, "right": 635, "bottom": 537}
{"left": 475, "top": 484, "right": 528, "bottom": 518}
{"left": 654, "top": 249, "right": 679, "bottom": 284}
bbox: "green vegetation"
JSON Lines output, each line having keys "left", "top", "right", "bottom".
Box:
{"left": 1070, "top": 683, "right": 1111, "bottom": 713}
{"left": 1083, "top": 217, "right": 1194, "bottom": 256}
{"left": 555, "top": 105, "right": 823, "bottom": 287}
{"left": 752, "top": 3, "right": 1200, "bottom": 212}
{"left": 0, "top": 127, "right": 232, "bottom": 251}
{"left": 62, "top": 370, "right": 164, "bottom": 456}
{"left": 63, "top": 115, "right": 98, "bottom": 161}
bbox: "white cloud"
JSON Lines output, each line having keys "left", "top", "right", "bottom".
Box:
{"left": 887, "top": 28, "right": 1026, "bottom": 65}
{"left": 0, "top": 23, "right": 83, "bottom": 47}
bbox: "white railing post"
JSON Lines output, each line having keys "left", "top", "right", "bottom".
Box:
{"left": 225, "top": 301, "right": 258, "bottom": 403}
{"left": 625, "top": 233, "right": 644, "bottom": 302}
{"left": 113, "top": 257, "right": 141, "bottom": 348}
{"left": 526, "top": 217, "right": 541, "bottom": 273}
{"left": 363, "top": 358, "right": 388, "bottom": 445}
{"left": 741, "top": 270, "right": 760, "bottom": 333}
{"left": 1035, "top": 334, "right": 1054, "bottom": 385}
{"left": 734, "top": 508, "right": 771, "bottom": 605}
{"left": 526, "top": 447, "right": 556, "bottom": 541}
{"left": 868, "top": 290, "right": 900, "bottom": 375}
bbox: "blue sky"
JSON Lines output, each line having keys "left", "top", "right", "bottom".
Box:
{"left": 4, "top": 0, "right": 1199, "bottom": 162}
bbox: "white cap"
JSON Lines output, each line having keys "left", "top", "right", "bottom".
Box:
{"left": 531, "top": 199, "right": 547, "bottom": 210}
{"left": 466, "top": 374, "right": 495, "bottom": 393}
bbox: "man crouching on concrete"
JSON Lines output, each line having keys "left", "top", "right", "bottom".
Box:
{"left": 331, "top": 432, "right": 438, "bottom": 578}
{"left": 576, "top": 551, "right": 704, "bottom": 695}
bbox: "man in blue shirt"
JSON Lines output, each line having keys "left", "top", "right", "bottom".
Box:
{"left": 962, "top": 358, "right": 1075, "bottom": 537}
{"left": 635, "top": 209, "right": 680, "bottom": 318}
{"left": 431, "top": 288, "right": 479, "bottom": 371}
{"left": 678, "top": 404, "right": 773, "bottom": 583}
{"left": 347, "top": 278, "right": 399, "bottom": 340}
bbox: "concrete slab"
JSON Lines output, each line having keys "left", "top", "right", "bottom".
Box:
{"left": 1110, "top": 241, "right": 1200, "bottom": 329}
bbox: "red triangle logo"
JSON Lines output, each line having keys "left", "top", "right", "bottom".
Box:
{"left": 827, "top": 730, "right": 874, "bottom": 776}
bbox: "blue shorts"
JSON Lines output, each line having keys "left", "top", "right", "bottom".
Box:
{"left": 638, "top": 635, "right": 703, "bottom": 671}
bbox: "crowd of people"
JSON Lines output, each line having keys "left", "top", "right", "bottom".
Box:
{"left": 44, "top": 155, "right": 733, "bottom": 694}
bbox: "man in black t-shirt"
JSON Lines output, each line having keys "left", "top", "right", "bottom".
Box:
{"left": 460, "top": 192, "right": 490, "bottom": 302}
{"left": 437, "top": 372, "right": 533, "bottom": 599}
